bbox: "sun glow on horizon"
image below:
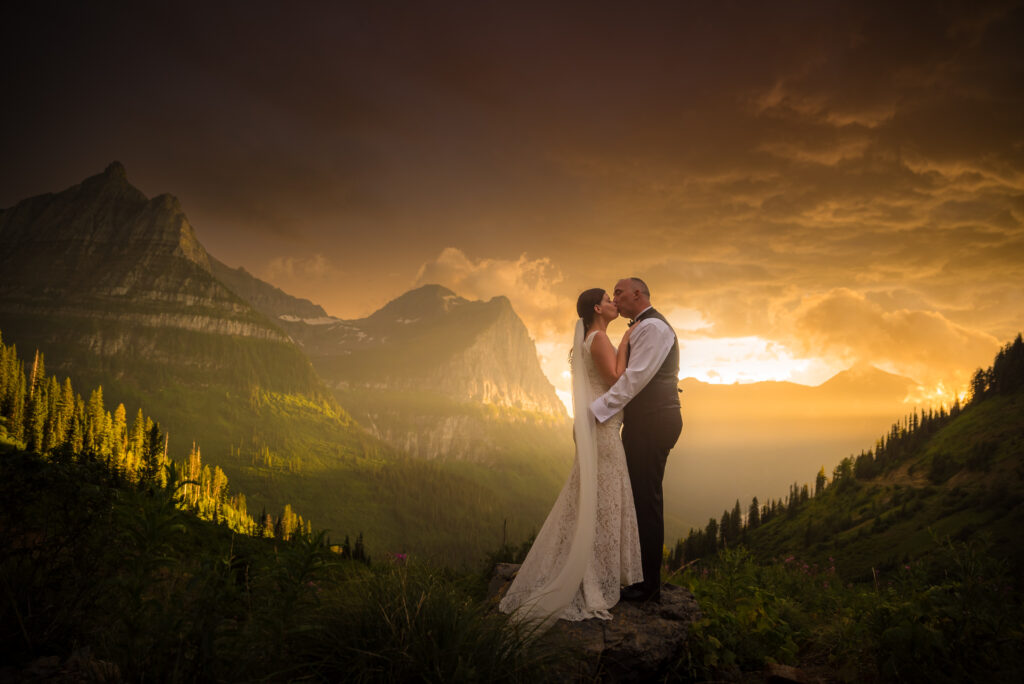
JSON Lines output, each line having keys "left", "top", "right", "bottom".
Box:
{"left": 678, "top": 336, "right": 839, "bottom": 386}
{"left": 546, "top": 334, "right": 846, "bottom": 416}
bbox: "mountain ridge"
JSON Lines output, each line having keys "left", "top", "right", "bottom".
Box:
{"left": 671, "top": 333, "right": 1024, "bottom": 579}
{"left": 0, "top": 163, "right": 572, "bottom": 562}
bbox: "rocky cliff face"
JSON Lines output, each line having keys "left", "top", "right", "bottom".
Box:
{"left": 0, "top": 162, "right": 324, "bottom": 401}
{"left": 281, "top": 284, "right": 566, "bottom": 418}
{"left": 210, "top": 256, "right": 327, "bottom": 321}
{"left": 219, "top": 282, "right": 570, "bottom": 462}
{"left": 1, "top": 162, "right": 211, "bottom": 293}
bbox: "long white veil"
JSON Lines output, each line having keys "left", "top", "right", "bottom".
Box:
{"left": 505, "top": 318, "right": 598, "bottom": 630}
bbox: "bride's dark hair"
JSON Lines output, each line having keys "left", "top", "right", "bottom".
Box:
{"left": 576, "top": 288, "right": 606, "bottom": 334}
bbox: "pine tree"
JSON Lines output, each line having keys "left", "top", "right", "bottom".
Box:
{"left": 815, "top": 466, "right": 827, "bottom": 496}
{"left": 730, "top": 499, "right": 743, "bottom": 540}
{"left": 24, "top": 376, "right": 45, "bottom": 452}
{"left": 719, "top": 510, "right": 731, "bottom": 547}
{"left": 28, "top": 350, "right": 44, "bottom": 400}
{"left": 56, "top": 378, "right": 74, "bottom": 445}
{"left": 282, "top": 504, "right": 296, "bottom": 540}
{"left": 68, "top": 396, "right": 84, "bottom": 453}
{"left": 42, "top": 376, "right": 60, "bottom": 451}
{"left": 748, "top": 496, "right": 760, "bottom": 529}
{"left": 84, "top": 387, "right": 105, "bottom": 454}
{"left": 112, "top": 403, "right": 127, "bottom": 463}
{"left": 211, "top": 466, "right": 227, "bottom": 503}
{"left": 128, "top": 408, "right": 146, "bottom": 466}
{"left": 142, "top": 421, "right": 164, "bottom": 484}
{"left": 704, "top": 518, "right": 719, "bottom": 554}
{"left": 9, "top": 366, "right": 26, "bottom": 443}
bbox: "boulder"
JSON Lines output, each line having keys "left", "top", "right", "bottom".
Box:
{"left": 489, "top": 563, "right": 702, "bottom": 681}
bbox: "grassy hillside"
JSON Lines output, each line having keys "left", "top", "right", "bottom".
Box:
{"left": 745, "top": 391, "right": 1024, "bottom": 579}
{"left": 0, "top": 331, "right": 561, "bottom": 566}
{"left": 0, "top": 446, "right": 565, "bottom": 682}
{"left": 666, "top": 335, "right": 1024, "bottom": 682}
{"left": 672, "top": 334, "right": 1024, "bottom": 580}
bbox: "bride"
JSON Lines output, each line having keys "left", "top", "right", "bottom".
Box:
{"left": 499, "top": 288, "right": 643, "bottom": 628}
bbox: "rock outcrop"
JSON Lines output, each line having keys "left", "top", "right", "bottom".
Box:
{"left": 489, "top": 563, "right": 702, "bottom": 681}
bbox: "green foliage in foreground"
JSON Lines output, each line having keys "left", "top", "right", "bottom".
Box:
{"left": 676, "top": 545, "right": 1024, "bottom": 682}
{"left": 0, "top": 448, "right": 567, "bottom": 682}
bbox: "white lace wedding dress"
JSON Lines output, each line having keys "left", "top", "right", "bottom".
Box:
{"left": 499, "top": 324, "right": 643, "bottom": 627}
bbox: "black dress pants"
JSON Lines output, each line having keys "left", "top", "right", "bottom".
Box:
{"left": 621, "top": 408, "right": 683, "bottom": 593}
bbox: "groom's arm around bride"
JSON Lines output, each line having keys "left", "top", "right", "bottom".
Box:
{"left": 590, "top": 277, "right": 682, "bottom": 602}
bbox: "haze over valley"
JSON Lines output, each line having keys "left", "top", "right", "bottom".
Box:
{"left": 0, "top": 163, "right": 987, "bottom": 555}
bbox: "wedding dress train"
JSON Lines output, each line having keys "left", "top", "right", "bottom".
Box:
{"left": 498, "top": 322, "right": 643, "bottom": 627}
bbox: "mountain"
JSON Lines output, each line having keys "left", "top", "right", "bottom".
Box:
{"left": 209, "top": 256, "right": 328, "bottom": 321}
{"left": 0, "top": 164, "right": 566, "bottom": 564}
{"left": 663, "top": 366, "right": 919, "bottom": 539}
{"left": 250, "top": 283, "right": 571, "bottom": 465}
{"left": 677, "top": 334, "right": 1024, "bottom": 580}
{"left": 0, "top": 161, "right": 324, "bottom": 398}
{"left": 281, "top": 284, "right": 565, "bottom": 418}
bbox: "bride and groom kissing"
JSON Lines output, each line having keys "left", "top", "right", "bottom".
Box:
{"left": 499, "top": 277, "right": 682, "bottom": 628}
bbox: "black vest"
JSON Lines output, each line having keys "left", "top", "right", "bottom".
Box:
{"left": 624, "top": 308, "right": 681, "bottom": 420}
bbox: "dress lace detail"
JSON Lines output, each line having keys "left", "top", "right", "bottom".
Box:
{"left": 499, "top": 330, "right": 643, "bottom": 623}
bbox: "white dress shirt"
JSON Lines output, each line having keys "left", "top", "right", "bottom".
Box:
{"left": 590, "top": 306, "right": 677, "bottom": 424}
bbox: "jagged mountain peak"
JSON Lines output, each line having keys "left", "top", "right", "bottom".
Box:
{"left": 75, "top": 160, "right": 146, "bottom": 206}
{"left": 819, "top": 363, "right": 916, "bottom": 396}
{"left": 104, "top": 160, "right": 128, "bottom": 179}
{"left": 0, "top": 163, "right": 328, "bottom": 403}
{"left": 0, "top": 163, "right": 211, "bottom": 280}
{"left": 368, "top": 284, "right": 465, "bottom": 322}
{"left": 271, "top": 283, "right": 566, "bottom": 419}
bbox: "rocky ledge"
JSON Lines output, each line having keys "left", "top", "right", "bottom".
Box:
{"left": 489, "top": 563, "right": 702, "bottom": 681}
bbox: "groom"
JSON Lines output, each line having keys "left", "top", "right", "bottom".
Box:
{"left": 591, "top": 277, "right": 682, "bottom": 603}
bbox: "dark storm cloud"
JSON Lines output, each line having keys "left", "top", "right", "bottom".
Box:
{"left": 2, "top": 0, "right": 1022, "bottom": 389}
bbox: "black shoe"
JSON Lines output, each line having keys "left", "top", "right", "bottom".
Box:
{"left": 620, "top": 585, "right": 661, "bottom": 603}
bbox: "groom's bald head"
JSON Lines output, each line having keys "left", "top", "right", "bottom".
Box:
{"left": 613, "top": 277, "right": 651, "bottom": 318}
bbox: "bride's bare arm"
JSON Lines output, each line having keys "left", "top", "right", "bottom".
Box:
{"left": 589, "top": 331, "right": 621, "bottom": 387}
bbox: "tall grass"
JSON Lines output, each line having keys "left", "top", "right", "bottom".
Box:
{"left": 676, "top": 542, "right": 1024, "bottom": 682}
{"left": 0, "top": 448, "right": 569, "bottom": 682}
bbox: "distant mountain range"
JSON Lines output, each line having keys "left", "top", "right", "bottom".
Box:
{"left": 2, "top": 161, "right": 983, "bottom": 562}
{"left": 664, "top": 365, "right": 920, "bottom": 539}
{"left": 710, "top": 336, "right": 1024, "bottom": 579}
{"left": 0, "top": 163, "right": 569, "bottom": 563}
{"left": 213, "top": 259, "right": 568, "bottom": 462}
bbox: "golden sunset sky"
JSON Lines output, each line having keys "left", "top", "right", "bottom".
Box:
{"left": 3, "top": 1, "right": 1022, "bottom": 407}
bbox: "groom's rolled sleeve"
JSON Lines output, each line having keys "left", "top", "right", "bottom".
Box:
{"left": 590, "top": 320, "right": 675, "bottom": 424}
